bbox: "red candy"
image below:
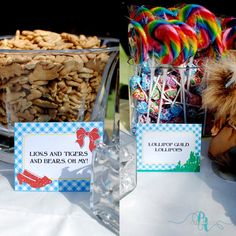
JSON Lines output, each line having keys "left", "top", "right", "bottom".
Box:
{"left": 132, "top": 88, "right": 147, "bottom": 101}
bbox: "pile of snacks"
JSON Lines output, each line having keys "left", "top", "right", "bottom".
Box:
{"left": 128, "top": 4, "right": 234, "bottom": 135}
{"left": 0, "top": 30, "right": 110, "bottom": 128}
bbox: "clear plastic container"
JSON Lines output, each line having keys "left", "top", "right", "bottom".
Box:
{"left": 128, "top": 62, "right": 213, "bottom": 137}
{"left": 89, "top": 131, "right": 137, "bottom": 234}
{"left": 0, "top": 36, "right": 119, "bottom": 162}
{"left": 90, "top": 142, "right": 120, "bottom": 235}
{"left": 120, "top": 130, "right": 137, "bottom": 199}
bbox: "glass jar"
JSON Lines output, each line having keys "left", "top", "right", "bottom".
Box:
{"left": 128, "top": 61, "right": 213, "bottom": 137}
{"left": 0, "top": 37, "right": 119, "bottom": 163}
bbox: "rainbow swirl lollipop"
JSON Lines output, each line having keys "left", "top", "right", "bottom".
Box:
{"left": 178, "top": 4, "right": 221, "bottom": 51}
{"left": 222, "top": 26, "right": 236, "bottom": 50}
{"left": 169, "top": 20, "right": 198, "bottom": 58}
{"left": 168, "top": 7, "right": 179, "bottom": 18}
{"left": 171, "top": 24, "right": 190, "bottom": 66}
{"left": 151, "top": 7, "right": 177, "bottom": 20}
{"left": 209, "top": 34, "right": 225, "bottom": 58}
{"left": 145, "top": 19, "right": 181, "bottom": 64}
{"left": 169, "top": 20, "right": 199, "bottom": 65}
{"left": 129, "top": 20, "right": 149, "bottom": 64}
{"left": 130, "top": 6, "right": 155, "bottom": 27}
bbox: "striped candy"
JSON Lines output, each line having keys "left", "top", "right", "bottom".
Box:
{"left": 145, "top": 20, "right": 181, "bottom": 64}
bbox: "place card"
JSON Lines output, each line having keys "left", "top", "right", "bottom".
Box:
{"left": 14, "top": 122, "right": 103, "bottom": 192}
{"left": 136, "top": 124, "right": 202, "bottom": 172}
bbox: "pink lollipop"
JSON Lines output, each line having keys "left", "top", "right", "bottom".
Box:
{"left": 222, "top": 26, "right": 236, "bottom": 50}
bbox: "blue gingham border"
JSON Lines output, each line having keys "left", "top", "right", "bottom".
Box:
{"left": 15, "top": 180, "right": 90, "bottom": 192}
{"left": 14, "top": 122, "right": 103, "bottom": 192}
{"left": 136, "top": 123, "right": 202, "bottom": 171}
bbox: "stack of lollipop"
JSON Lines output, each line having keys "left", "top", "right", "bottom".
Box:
{"left": 128, "top": 4, "right": 229, "bottom": 135}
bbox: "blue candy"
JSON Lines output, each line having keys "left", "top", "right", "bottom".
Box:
{"left": 129, "top": 75, "right": 142, "bottom": 91}
{"left": 170, "top": 105, "right": 183, "bottom": 117}
{"left": 185, "top": 63, "right": 198, "bottom": 77}
{"left": 141, "top": 61, "right": 151, "bottom": 74}
{"left": 141, "top": 73, "right": 150, "bottom": 91}
{"left": 136, "top": 101, "right": 148, "bottom": 114}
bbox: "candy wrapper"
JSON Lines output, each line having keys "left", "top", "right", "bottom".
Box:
{"left": 129, "top": 62, "right": 211, "bottom": 136}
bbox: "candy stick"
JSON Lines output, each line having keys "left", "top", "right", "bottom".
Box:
{"left": 178, "top": 67, "right": 187, "bottom": 123}
{"left": 129, "top": 63, "right": 137, "bottom": 130}
{"left": 152, "top": 76, "right": 177, "bottom": 104}
{"left": 186, "top": 56, "right": 194, "bottom": 91}
{"left": 157, "top": 67, "right": 168, "bottom": 124}
{"left": 146, "top": 56, "right": 155, "bottom": 123}
{"left": 150, "top": 74, "right": 161, "bottom": 98}
{"left": 137, "top": 83, "right": 148, "bottom": 100}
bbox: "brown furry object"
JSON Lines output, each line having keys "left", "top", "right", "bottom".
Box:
{"left": 202, "top": 52, "right": 236, "bottom": 173}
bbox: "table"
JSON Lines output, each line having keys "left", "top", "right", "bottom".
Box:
{"left": 120, "top": 139, "right": 236, "bottom": 236}
{"left": 0, "top": 161, "right": 114, "bottom": 236}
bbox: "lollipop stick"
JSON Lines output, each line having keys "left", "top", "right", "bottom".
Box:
{"left": 150, "top": 74, "right": 161, "bottom": 98}
{"left": 179, "top": 67, "right": 187, "bottom": 123}
{"left": 137, "top": 82, "right": 148, "bottom": 100}
{"left": 146, "top": 56, "right": 155, "bottom": 123}
{"left": 129, "top": 63, "right": 138, "bottom": 130}
{"left": 157, "top": 67, "right": 168, "bottom": 124}
{"left": 187, "top": 56, "right": 194, "bottom": 91}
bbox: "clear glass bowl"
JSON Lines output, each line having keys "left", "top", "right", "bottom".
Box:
{"left": 0, "top": 36, "right": 119, "bottom": 161}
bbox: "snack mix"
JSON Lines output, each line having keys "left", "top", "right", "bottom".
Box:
{"left": 0, "top": 30, "right": 110, "bottom": 127}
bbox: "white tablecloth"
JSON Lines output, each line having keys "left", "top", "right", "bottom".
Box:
{"left": 120, "top": 139, "right": 236, "bottom": 236}
{"left": 0, "top": 161, "right": 114, "bottom": 236}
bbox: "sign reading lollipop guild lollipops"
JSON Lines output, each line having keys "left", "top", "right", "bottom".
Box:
{"left": 127, "top": 4, "right": 224, "bottom": 171}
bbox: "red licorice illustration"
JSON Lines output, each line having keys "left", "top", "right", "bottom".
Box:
{"left": 17, "top": 170, "right": 52, "bottom": 188}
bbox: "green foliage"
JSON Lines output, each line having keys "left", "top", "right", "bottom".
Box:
{"left": 170, "top": 152, "right": 200, "bottom": 172}
{"left": 106, "top": 90, "right": 116, "bottom": 119}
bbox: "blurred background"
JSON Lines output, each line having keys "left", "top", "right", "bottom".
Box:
{"left": 0, "top": 1, "right": 119, "bottom": 39}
